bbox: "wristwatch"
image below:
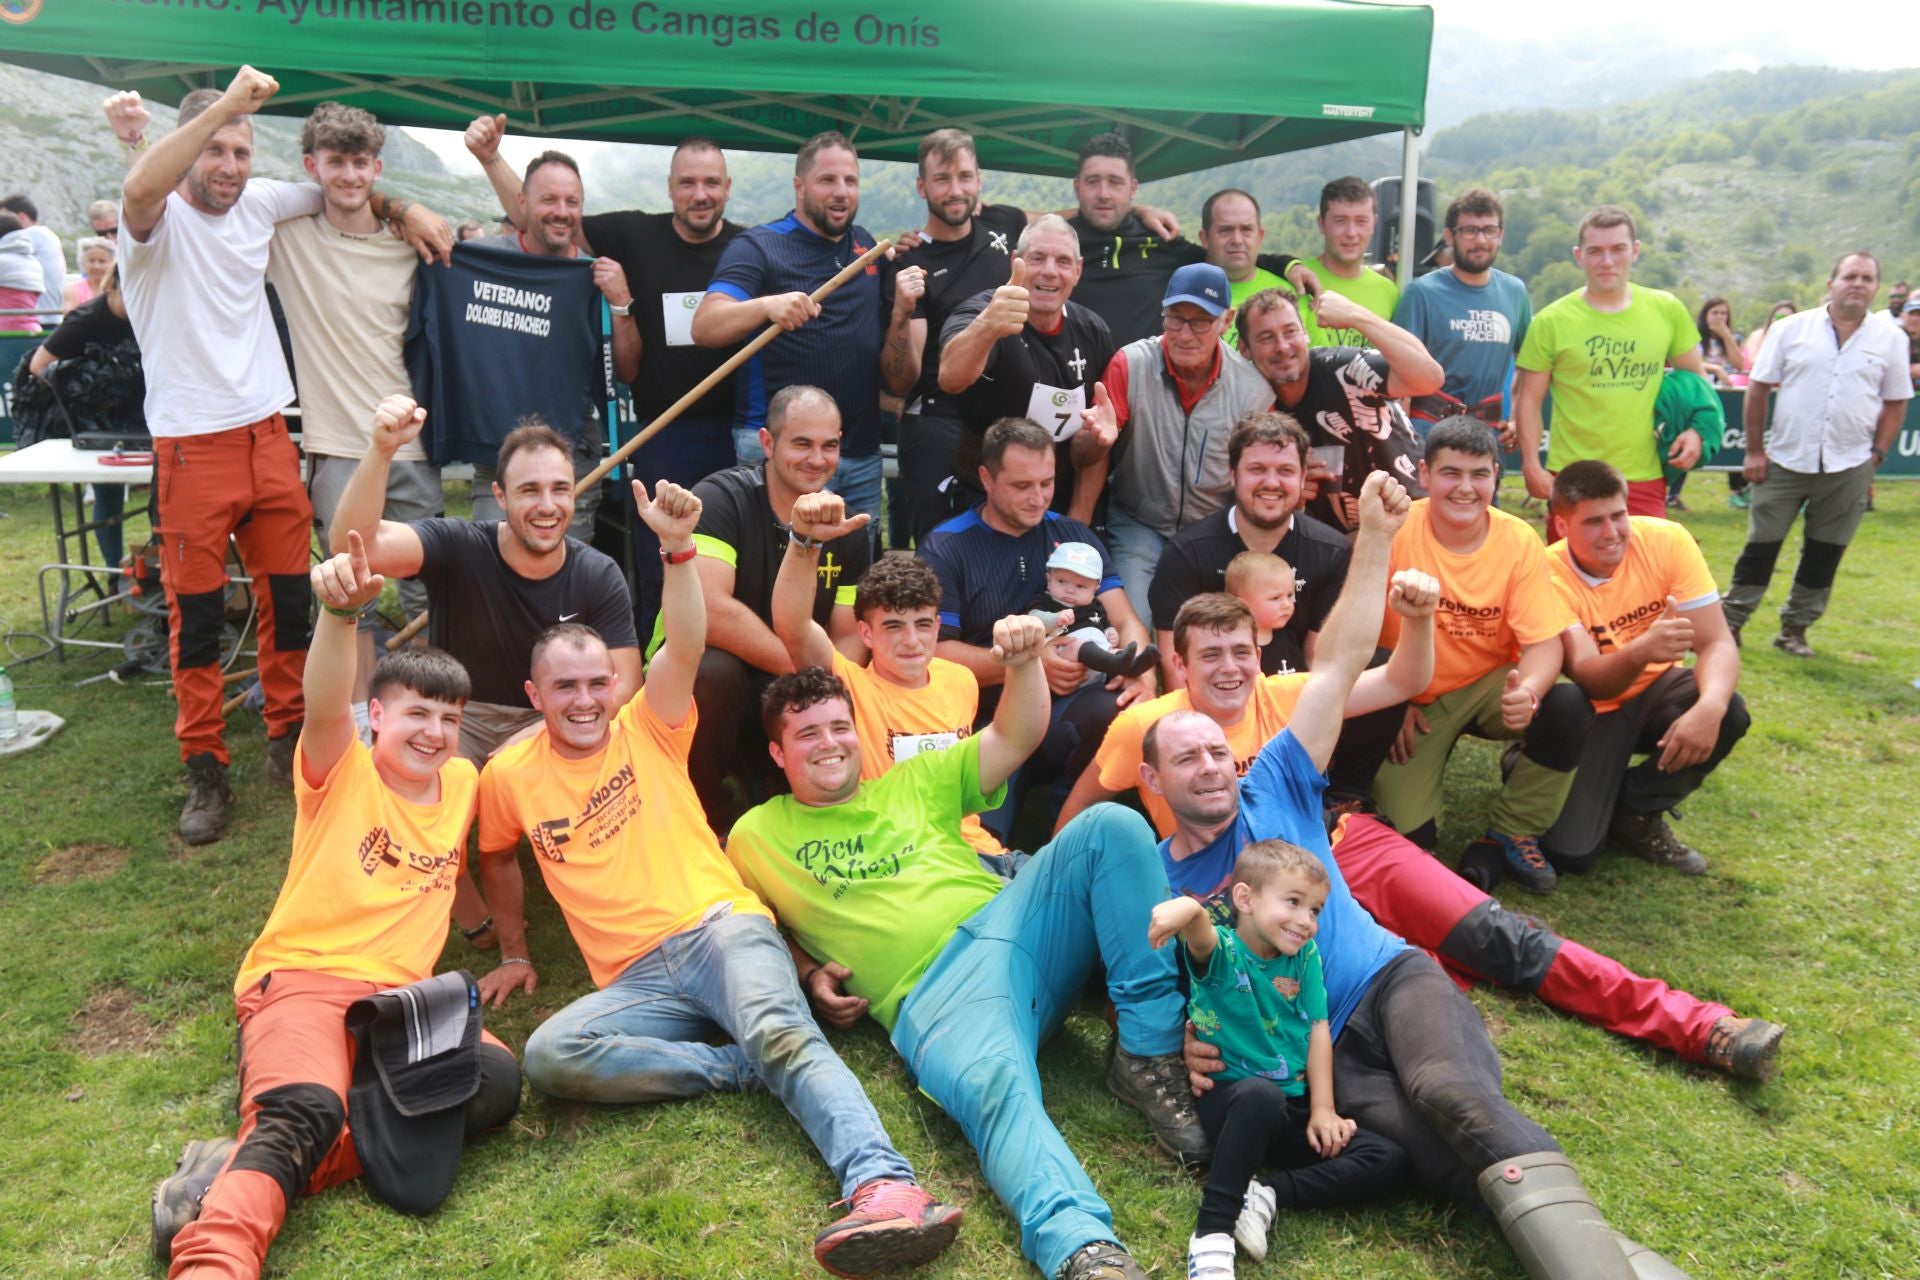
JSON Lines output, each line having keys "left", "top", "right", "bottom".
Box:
{"left": 609, "top": 301, "right": 632, "bottom": 316}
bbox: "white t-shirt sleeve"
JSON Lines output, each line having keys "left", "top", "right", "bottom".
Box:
{"left": 248, "top": 179, "right": 324, "bottom": 225}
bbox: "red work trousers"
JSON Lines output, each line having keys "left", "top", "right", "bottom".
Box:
{"left": 155, "top": 416, "right": 312, "bottom": 764}
{"left": 1331, "top": 814, "right": 1731, "bottom": 1061}
{"left": 168, "top": 970, "right": 512, "bottom": 1280}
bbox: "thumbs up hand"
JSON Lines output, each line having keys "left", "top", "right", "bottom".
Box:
{"left": 1500, "top": 668, "right": 1539, "bottom": 732}
{"left": 465, "top": 112, "right": 508, "bottom": 162}
{"left": 1635, "top": 595, "right": 1695, "bottom": 664}
{"left": 980, "top": 254, "right": 1030, "bottom": 337}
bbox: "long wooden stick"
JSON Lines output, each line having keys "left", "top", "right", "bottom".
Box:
{"left": 389, "top": 236, "right": 893, "bottom": 651}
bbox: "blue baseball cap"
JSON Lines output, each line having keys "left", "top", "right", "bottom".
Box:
{"left": 1163, "top": 262, "right": 1232, "bottom": 316}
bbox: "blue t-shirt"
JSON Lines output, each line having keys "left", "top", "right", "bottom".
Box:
{"left": 1392, "top": 267, "right": 1533, "bottom": 410}
{"left": 707, "top": 212, "right": 886, "bottom": 457}
{"left": 1158, "top": 728, "right": 1407, "bottom": 1038}
{"left": 405, "top": 240, "right": 611, "bottom": 467}
{"left": 917, "top": 506, "right": 1120, "bottom": 647}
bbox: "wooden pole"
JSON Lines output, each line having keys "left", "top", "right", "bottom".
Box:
{"left": 389, "top": 236, "right": 893, "bottom": 651}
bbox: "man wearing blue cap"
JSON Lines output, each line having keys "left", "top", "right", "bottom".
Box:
{"left": 1077, "top": 261, "right": 1275, "bottom": 623}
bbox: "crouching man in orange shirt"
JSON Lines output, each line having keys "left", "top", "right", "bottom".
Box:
{"left": 152, "top": 529, "right": 520, "bottom": 1279}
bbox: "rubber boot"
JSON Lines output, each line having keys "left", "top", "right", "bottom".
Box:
{"left": 1076, "top": 638, "right": 1139, "bottom": 678}
{"left": 1614, "top": 1234, "right": 1693, "bottom": 1279}
{"left": 1477, "top": 1151, "right": 1635, "bottom": 1279}
{"left": 1126, "top": 642, "right": 1161, "bottom": 678}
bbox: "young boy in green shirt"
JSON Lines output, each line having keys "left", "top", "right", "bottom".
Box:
{"left": 1150, "top": 839, "right": 1406, "bottom": 1280}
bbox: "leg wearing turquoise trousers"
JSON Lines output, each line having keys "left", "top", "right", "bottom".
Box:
{"left": 892, "top": 804, "right": 1181, "bottom": 1275}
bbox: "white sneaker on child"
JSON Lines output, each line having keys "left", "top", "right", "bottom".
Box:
{"left": 1186, "top": 1231, "right": 1236, "bottom": 1280}
{"left": 1234, "top": 1179, "right": 1277, "bottom": 1261}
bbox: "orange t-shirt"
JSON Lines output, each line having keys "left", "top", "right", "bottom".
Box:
{"left": 1380, "top": 500, "right": 1577, "bottom": 703}
{"left": 1548, "top": 516, "right": 1721, "bottom": 714}
{"left": 477, "top": 696, "right": 771, "bottom": 988}
{"left": 1092, "top": 673, "right": 1310, "bottom": 837}
{"left": 236, "top": 740, "right": 476, "bottom": 996}
{"left": 832, "top": 651, "right": 1005, "bottom": 856}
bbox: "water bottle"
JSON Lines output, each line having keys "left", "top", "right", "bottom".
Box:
{"left": 0, "top": 666, "right": 18, "bottom": 742}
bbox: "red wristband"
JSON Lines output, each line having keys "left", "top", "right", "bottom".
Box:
{"left": 660, "top": 543, "right": 697, "bottom": 566}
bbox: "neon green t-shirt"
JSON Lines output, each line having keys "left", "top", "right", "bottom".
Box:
{"left": 1300, "top": 258, "right": 1399, "bottom": 350}
{"left": 724, "top": 735, "right": 1005, "bottom": 1031}
{"left": 1517, "top": 286, "right": 1701, "bottom": 481}
{"left": 1183, "top": 925, "right": 1328, "bottom": 1090}
{"left": 1225, "top": 266, "right": 1288, "bottom": 350}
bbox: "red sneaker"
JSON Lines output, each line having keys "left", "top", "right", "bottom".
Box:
{"left": 812, "top": 1179, "right": 962, "bottom": 1278}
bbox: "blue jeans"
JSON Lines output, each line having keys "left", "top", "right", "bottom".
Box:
{"left": 829, "top": 451, "right": 885, "bottom": 553}
{"left": 1104, "top": 505, "right": 1167, "bottom": 631}
{"left": 523, "top": 909, "right": 914, "bottom": 1197}
{"left": 733, "top": 426, "right": 765, "bottom": 468}
{"left": 891, "top": 804, "right": 1182, "bottom": 1275}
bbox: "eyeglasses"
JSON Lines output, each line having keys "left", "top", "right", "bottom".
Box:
{"left": 1451, "top": 224, "right": 1502, "bottom": 241}
{"left": 97, "top": 226, "right": 118, "bottom": 239}
{"left": 1161, "top": 312, "right": 1220, "bottom": 333}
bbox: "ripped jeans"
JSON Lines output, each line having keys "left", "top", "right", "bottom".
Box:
{"left": 523, "top": 908, "right": 914, "bottom": 1198}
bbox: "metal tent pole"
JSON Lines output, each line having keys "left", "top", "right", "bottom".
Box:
{"left": 1396, "top": 126, "right": 1419, "bottom": 291}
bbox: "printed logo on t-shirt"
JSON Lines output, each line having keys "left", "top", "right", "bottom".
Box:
{"left": 792, "top": 834, "right": 903, "bottom": 898}
{"left": 1438, "top": 595, "right": 1505, "bottom": 640}
{"left": 1590, "top": 595, "right": 1667, "bottom": 653}
{"left": 1449, "top": 310, "right": 1514, "bottom": 345}
{"left": 356, "top": 826, "right": 460, "bottom": 893}
{"left": 818, "top": 552, "right": 847, "bottom": 592}
{"left": 1583, "top": 335, "right": 1662, "bottom": 392}
{"left": 533, "top": 763, "right": 640, "bottom": 862}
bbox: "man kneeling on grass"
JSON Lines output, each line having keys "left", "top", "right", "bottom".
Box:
{"left": 725, "top": 619, "right": 1203, "bottom": 1280}
{"left": 472, "top": 478, "right": 960, "bottom": 1279}
{"left": 152, "top": 531, "right": 521, "bottom": 1279}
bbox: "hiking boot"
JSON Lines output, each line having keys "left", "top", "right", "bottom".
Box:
{"left": 151, "top": 1136, "right": 235, "bottom": 1265}
{"left": 1482, "top": 831, "right": 1557, "bottom": 894}
{"left": 264, "top": 724, "right": 301, "bottom": 789}
{"left": 1107, "top": 1045, "right": 1209, "bottom": 1166}
{"left": 812, "top": 1180, "right": 961, "bottom": 1278}
{"left": 1773, "top": 628, "right": 1815, "bottom": 658}
{"left": 1702, "top": 1016, "right": 1786, "bottom": 1082}
{"left": 1186, "top": 1231, "right": 1237, "bottom": 1280}
{"left": 1608, "top": 809, "right": 1708, "bottom": 875}
{"left": 179, "top": 754, "right": 232, "bottom": 845}
{"left": 1058, "top": 1241, "right": 1149, "bottom": 1280}
{"left": 1234, "top": 1178, "right": 1277, "bottom": 1261}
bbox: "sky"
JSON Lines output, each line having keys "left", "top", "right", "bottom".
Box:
{"left": 404, "top": 0, "right": 1920, "bottom": 170}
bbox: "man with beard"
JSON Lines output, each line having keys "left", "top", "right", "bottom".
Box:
{"left": 674, "top": 385, "right": 872, "bottom": 830}
{"left": 1235, "top": 286, "right": 1438, "bottom": 532}
{"left": 467, "top": 117, "right": 743, "bottom": 637}
{"left": 1391, "top": 188, "right": 1533, "bottom": 439}
{"left": 936, "top": 215, "right": 1116, "bottom": 523}
{"left": 117, "top": 66, "right": 447, "bottom": 844}
{"left": 1723, "top": 251, "right": 1911, "bottom": 656}
{"left": 692, "top": 130, "right": 927, "bottom": 529}
{"left": 454, "top": 143, "right": 638, "bottom": 540}
{"left": 331, "top": 399, "right": 640, "bottom": 764}
{"left": 1070, "top": 133, "right": 1319, "bottom": 348}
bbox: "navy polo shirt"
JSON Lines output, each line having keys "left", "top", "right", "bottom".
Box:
{"left": 707, "top": 212, "right": 886, "bottom": 457}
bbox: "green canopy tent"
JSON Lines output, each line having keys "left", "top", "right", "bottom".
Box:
{"left": 1, "top": 0, "right": 1433, "bottom": 272}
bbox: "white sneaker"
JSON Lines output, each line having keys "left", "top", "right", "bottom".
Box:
{"left": 1186, "top": 1231, "right": 1236, "bottom": 1280}
{"left": 1234, "top": 1179, "right": 1277, "bottom": 1262}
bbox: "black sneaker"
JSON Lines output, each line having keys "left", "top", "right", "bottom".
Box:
{"left": 1058, "top": 1241, "right": 1149, "bottom": 1280}
{"left": 1483, "top": 830, "right": 1557, "bottom": 894}
{"left": 151, "top": 1136, "right": 236, "bottom": 1265}
{"left": 1107, "top": 1046, "right": 1208, "bottom": 1166}
{"left": 1607, "top": 809, "right": 1708, "bottom": 875}
{"left": 179, "top": 755, "right": 232, "bottom": 845}
{"left": 265, "top": 723, "right": 302, "bottom": 789}
{"left": 1702, "top": 1016, "right": 1786, "bottom": 1082}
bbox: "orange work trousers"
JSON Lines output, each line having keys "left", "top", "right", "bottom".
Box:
{"left": 155, "top": 416, "right": 313, "bottom": 764}
{"left": 168, "top": 970, "right": 513, "bottom": 1280}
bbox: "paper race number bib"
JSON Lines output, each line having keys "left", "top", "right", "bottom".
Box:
{"left": 891, "top": 730, "right": 960, "bottom": 761}
{"left": 1026, "top": 382, "right": 1087, "bottom": 441}
{"left": 662, "top": 291, "right": 703, "bottom": 346}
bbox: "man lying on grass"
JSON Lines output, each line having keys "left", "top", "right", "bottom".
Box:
{"left": 152, "top": 530, "right": 520, "bottom": 1279}
{"left": 471, "top": 479, "right": 960, "bottom": 1279}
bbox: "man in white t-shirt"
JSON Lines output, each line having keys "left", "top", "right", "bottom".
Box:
{"left": 118, "top": 66, "right": 448, "bottom": 845}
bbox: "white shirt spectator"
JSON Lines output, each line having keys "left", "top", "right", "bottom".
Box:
{"left": 1752, "top": 306, "right": 1913, "bottom": 473}
{"left": 119, "top": 179, "right": 322, "bottom": 438}
{"left": 22, "top": 223, "right": 67, "bottom": 316}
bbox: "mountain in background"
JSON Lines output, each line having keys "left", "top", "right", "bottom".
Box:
{"left": 5, "top": 57, "right": 1916, "bottom": 331}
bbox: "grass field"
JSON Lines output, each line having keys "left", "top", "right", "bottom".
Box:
{"left": 0, "top": 473, "right": 1915, "bottom": 1279}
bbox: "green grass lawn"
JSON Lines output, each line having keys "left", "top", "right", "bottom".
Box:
{"left": 0, "top": 473, "right": 1915, "bottom": 1279}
